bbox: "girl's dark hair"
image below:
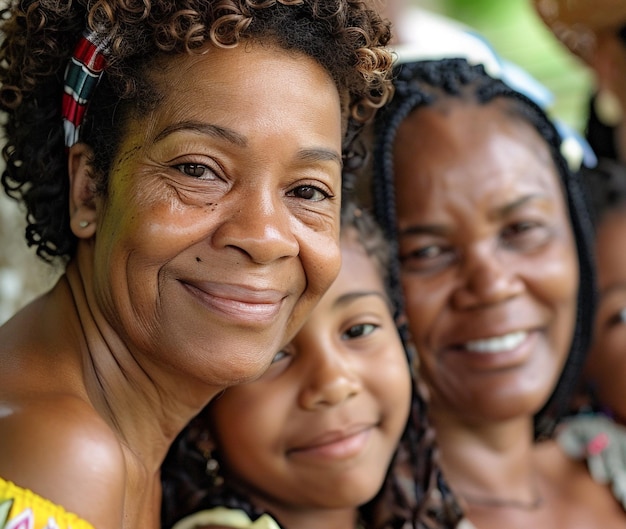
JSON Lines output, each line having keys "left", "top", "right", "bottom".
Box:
{"left": 583, "top": 158, "right": 626, "bottom": 226}
{"left": 372, "top": 57, "right": 597, "bottom": 441}
{"left": 160, "top": 199, "right": 463, "bottom": 529}
{"left": 0, "top": 0, "right": 394, "bottom": 262}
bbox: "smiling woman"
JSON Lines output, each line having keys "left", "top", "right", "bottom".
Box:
{"left": 0, "top": 2, "right": 394, "bottom": 529}
{"left": 371, "top": 57, "right": 626, "bottom": 528}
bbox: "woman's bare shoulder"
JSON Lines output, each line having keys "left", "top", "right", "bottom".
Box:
{"left": 0, "top": 393, "right": 126, "bottom": 528}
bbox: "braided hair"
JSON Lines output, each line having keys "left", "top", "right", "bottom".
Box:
{"left": 372, "top": 57, "right": 597, "bottom": 440}
{"left": 161, "top": 198, "right": 463, "bottom": 529}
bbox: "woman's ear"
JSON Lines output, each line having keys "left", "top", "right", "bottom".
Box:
{"left": 68, "top": 143, "right": 98, "bottom": 238}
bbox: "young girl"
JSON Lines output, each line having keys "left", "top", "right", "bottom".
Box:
{"left": 160, "top": 202, "right": 464, "bottom": 529}
{"left": 556, "top": 160, "right": 626, "bottom": 509}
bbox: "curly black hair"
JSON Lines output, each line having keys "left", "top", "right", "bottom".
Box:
{"left": 371, "top": 57, "right": 597, "bottom": 441}
{"left": 0, "top": 0, "right": 394, "bottom": 262}
{"left": 160, "top": 199, "right": 463, "bottom": 529}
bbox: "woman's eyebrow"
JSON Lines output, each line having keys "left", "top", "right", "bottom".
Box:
{"left": 154, "top": 120, "right": 248, "bottom": 147}
{"left": 296, "top": 147, "right": 343, "bottom": 168}
{"left": 153, "top": 121, "right": 342, "bottom": 168}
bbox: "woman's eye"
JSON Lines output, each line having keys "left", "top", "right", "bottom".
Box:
{"left": 174, "top": 163, "right": 214, "bottom": 179}
{"left": 503, "top": 221, "right": 536, "bottom": 236}
{"left": 400, "top": 244, "right": 447, "bottom": 263}
{"left": 501, "top": 221, "right": 549, "bottom": 248}
{"left": 342, "top": 323, "right": 377, "bottom": 340}
{"left": 289, "top": 185, "right": 330, "bottom": 202}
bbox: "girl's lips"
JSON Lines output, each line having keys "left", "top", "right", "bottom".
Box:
{"left": 288, "top": 426, "right": 373, "bottom": 461}
{"left": 181, "top": 281, "right": 286, "bottom": 324}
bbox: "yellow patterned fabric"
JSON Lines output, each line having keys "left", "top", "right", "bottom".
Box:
{"left": 0, "top": 477, "right": 95, "bottom": 529}
{"left": 172, "top": 507, "right": 281, "bottom": 529}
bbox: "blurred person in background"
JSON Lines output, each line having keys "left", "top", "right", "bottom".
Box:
{"left": 533, "top": 0, "right": 626, "bottom": 164}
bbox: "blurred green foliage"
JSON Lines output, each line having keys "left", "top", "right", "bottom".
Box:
{"left": 414, "top": 0, "right": 593, "bottom": 131}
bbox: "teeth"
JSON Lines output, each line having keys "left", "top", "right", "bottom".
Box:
{"left": 464, "top": 331, "right": 527, "bottom": 354}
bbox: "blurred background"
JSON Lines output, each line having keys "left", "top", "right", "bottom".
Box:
{"left": 0, "top": 0, "right": 594, "bottom": 324}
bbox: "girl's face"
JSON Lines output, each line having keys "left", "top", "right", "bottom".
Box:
{"left": 392, "top": 100, "right": 579, "bottom": 424}
{"left": 586, "top": 208, "right": 626, "bottom": 423}
{"left": 79, "top": 43, "right": 343, "bottom": 388}
{"left": 208, "top": 228, "right": 411, "bottom": 525}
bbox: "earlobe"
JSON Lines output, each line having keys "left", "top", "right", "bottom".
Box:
{"left": 68, "top": 143, "right": 98, "bottom": 239}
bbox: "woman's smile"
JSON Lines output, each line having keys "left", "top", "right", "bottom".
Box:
{"left": 181, "top": 280, "right": 287, "bottom": 325}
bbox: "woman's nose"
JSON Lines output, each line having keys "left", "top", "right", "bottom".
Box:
{"left": 212, "top": 190, "right": 299, "bottom": 264}
{"left": 452, "top": 243, "right": 524, "bottom": 310}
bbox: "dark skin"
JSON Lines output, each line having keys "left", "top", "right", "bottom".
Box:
{"left": 391, "top": 98, "right": 625, "bottom": 528}
{"left": 585, "top": 209, "right": 626, "bottom": 424}
{"left": 0, "top": 43, "right": 343, "bottom": 529}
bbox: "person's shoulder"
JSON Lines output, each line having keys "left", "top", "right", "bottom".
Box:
{"left": 535, "top": 438, "right": 626, "bottom": 525}
{"left": 0, "top": 392, "right": 126, "bottom": 528}
{"left": 172, "top": 507, "right": 282, "bottom": 529}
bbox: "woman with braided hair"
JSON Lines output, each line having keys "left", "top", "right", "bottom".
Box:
{"left": 371, "top": 57, "right": 626, "bottom": 527}
{"left": 0, "top": 1, "right": 394, "bottom": 528}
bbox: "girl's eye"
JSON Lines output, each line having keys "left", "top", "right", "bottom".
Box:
{"left": 174, "top": 163, "right": 215, "bottom": 179}
{"left": 270, "top": 350, "right": 290, "bottom": 364}
{"left": 289, "top": 185, "right": 331, "bottom": 202}
{"left": 608, "top": 308, "right": 626, "bottom": 327}
{"left": 342, "top": 323, "right": 377, "bottom": 340}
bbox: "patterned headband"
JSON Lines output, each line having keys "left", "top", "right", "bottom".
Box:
{"left": 62, "top": 30, "right": 111, "bottom": 148}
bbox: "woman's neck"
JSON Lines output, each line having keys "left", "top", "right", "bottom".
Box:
{"left": 64, "top": 258, "right": 223, "bottom": 471}
{"left": 430, "top": 407, "right": 541, "bottom": 509}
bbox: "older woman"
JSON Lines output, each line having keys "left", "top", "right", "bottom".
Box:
{"left": 0, "top": 2, "right": 394, "bottom": 528}
{"left": 371, "top": 57, "right": 625, "bottom": 527}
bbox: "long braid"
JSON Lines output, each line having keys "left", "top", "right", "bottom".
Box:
{"left": 372, "top": 88, "right": 464, "bottom": 528}
{"left": 371, "top": 57, "right": 596, "bottom": 522}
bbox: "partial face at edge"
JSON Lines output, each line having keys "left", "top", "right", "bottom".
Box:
{"left": 586, "top": 208, "right": 626, "bottom": 423}
{"left": 392, "top": 99, "right": 579, "bottom": 423}
{"left": 85, "top": 43, "right": 344, "bottom": 387}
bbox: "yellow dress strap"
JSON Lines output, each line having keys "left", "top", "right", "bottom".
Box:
{"left": 172, "top": 507, "right": 281, "bottom": 529}
{"left": 0, "top": 477, "right": 95, "bottom": 529}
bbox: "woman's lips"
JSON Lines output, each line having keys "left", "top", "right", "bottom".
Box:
{"left": 441, "top": 330, "right": 538, "bottom": 370}
{"left": 461, "top": 330, "right": 529, "bottom": 354}
{"left": 181, "top": 280, "right": 286, "bottom": 324}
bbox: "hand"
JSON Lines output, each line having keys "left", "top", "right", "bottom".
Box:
{"left": 556, "top": 413, "right": 626, "bottom": 510}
